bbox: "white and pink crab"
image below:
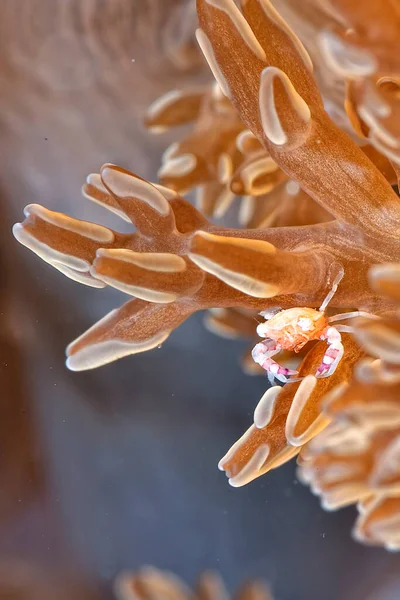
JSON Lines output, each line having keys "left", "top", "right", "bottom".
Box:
{"left": 252, "top": 270, "right": 377, "bottom": 384}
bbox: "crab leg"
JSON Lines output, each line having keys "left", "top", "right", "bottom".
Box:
{"left": 316, "top": 326, "right": 344, "bottom": 378}
{"left": 328, "top": 311, "right": 380, "bottom": 323}
{"left": 335, "top": 324, "right": 354, "bottom": 333}
{"left": 318, "top": 268, "right": 344, "bottom": 312}
{"left": 252, "top": 339, "right": 298, "bottom": 384}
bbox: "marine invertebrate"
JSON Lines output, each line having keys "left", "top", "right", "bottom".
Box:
{"left": 192, "top": 0, "right": 399, "bottom": 479}
{"left": 297, "top": 262, "right": 400, "bottom": 550}
{"left": 251, "top": 272, "right": 374, "bottom": 383}
{"left": 13, "top": 161, "right": 396, "bottom": 373}
{"left": 205, "top": 306, "right": 313, "bottom": 375}
{"left": 315, "top": 0, "right": 400, "bottom": 166}
{"left": 145, "top": 79, "right": 292, "bottom": 224}
{"left": 11, "top": 0, "right": 400, "bottom": 549}
{"left": 196, "top": 0, "right": 400, "bottom": 235}
{"left": 218, "top": 333, "right": 364, "bottom": 487}
{"left": 115, "top": 567, "right": 273, "bottom": 600}
{"left": 145, "top": 73, "right": 332, "bottom": 229}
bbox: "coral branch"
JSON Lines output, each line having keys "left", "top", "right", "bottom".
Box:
{"left": 189, "top": 230, "right": 329, "bottom": 298}
{"left": 14, "top": 158, "right": 399, "bottom": 371}
{"left": 297, "top": 260, "right": 400, "bottom": 548}
{"left": 355, "top": 495, "right": 400, "bottom": 550}
{"left": 218, "top": 334, "right": 363, "bottom": 486}
{"left": 114, "top": 567, "right": 274, "bottom": 600}
{"left": 145, "top": 88, "right": 207, "bottom": 132}
{"left": 10, "top": 0, "right": 400, "bottom": 554}
{"left": 319, "top": 0, "right": 400, "bottom": 73}
{"left": 100, "top": 165, "right": 176, "bottom": 238}
{"left": 66, "top": 299, "right": 194, "bottom": 371}
{"left": 92, "top": 249, "right": 201, "bottom": 303}
{"left": 12, "top": 203, "right": 118, "bottom": 288}
{"left": 196, "top": 0, "right": 400, "bottom": 239}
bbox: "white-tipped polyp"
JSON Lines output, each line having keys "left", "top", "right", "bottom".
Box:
{"left": 259, "top": 66, "right": 311, "bottom": 146}
{"left": 101, "top": 166, "right": 170, "bottom": 216}
{"left": 12, "top": 222, "right": 23, "bottom": 242}
{"left": 369, "top": 263, "right": 400, "bottom": 287}
{"left": 195, "top": 29, "right": 231, "bottom": 98}
{"left": 66, "top": 330, "right": 171, "bottom": 371}
{"left": 318, "top": 30, "right": 377, "bottom": 78}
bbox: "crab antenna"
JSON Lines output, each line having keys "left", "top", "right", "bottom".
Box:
{"left": 319, "top": 266, "right": 344, "bottom": 312}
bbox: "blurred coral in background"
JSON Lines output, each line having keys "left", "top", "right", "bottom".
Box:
{"left": 0, "top": 560, "right": 99, "bottom": 600}
{"left": 115, "top": 568, "right": 273, "bottom": 600}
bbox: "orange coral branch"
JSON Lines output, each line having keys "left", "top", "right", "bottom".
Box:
{"left": 145, "top": 87, "right": 207, "bottom": 132}
{"left": 66, "top": 298, "right": 195, "bottom": 371}
{"left": 319, "top": 0, "right": 400, "bottom": 73}
{"left": 196, "top": 0, "right": 400, "bottom": 239}
{"left": 296, "top": 260, "right": 400, "bottom": 547}
{"left": 218, "top": 334, "right": 363, "bottom": 486}
{"left": 189, "top": 230, "right": 330, "bottom": 299}
{"left": 14, "top": 162, "right": 398, "bottom": 370}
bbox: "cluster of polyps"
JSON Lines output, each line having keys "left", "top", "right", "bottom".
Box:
{"left": 115, "top": 567, "right": 273, "bottom": 600}
{"left": 12, "top": 0, "right": 400, "bottom": 548}
{"left": 297, "top": 263, "right": 400, "bottom": 550}
{"left": 145, "top": 81, "right": 330, "bottom": 229}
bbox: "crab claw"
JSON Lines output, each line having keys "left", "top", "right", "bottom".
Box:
{"left": 256, "top": 322, "right": 270, "bottom": 337}
{"left": 252, "top": 340, "right": 299, "bottom": 383}
{"left": 270, "top": 364, "right": 299, "bottom": 384}
{"left": 252, "top": 340, "right": 279, "bottom": 363}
